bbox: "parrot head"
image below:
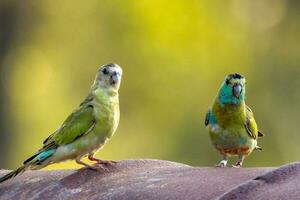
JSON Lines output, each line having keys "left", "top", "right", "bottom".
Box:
{"left": 95, "top": 63, "right": 123, "bottom": 91}
{"left": 218, "top": 73, "right": 246, "bottom": 105}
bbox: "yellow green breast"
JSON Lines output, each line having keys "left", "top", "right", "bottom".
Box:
{"left": 209, "top": 101, "right": 256, "bottom": 156}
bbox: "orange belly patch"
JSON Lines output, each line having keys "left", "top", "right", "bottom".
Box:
{"left": 216, "top": 145, "right": 251, "bottom": 156}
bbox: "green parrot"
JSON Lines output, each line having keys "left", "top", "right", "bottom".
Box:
{"left": 205, "top": 73, "right": 264, "bottom": 167}
{"left": 0, "top": 63, "right": 123, "bottom": 183}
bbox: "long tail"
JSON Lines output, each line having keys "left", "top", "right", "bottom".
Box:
{"left": 0, "top": 148, "right": 56, "bottom": 184}
{"left": 0, "top": 166, "right": 26, "bottom": 183}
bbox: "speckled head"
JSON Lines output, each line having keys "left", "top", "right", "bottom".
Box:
{"left": 95, "top": 63, "right": 123, "bottom": 91}
{"left": 218, "top": 73, "right": 246, "bottom": 105}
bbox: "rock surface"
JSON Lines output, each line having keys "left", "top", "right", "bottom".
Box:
{"left": 0, "top": 159, "right": 299, "bottom": 200}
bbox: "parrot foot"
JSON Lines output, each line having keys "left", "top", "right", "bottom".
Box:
{"left": 232, "top": 162, "right": 243, "bottom": 168}
{"left": 76, "top": 159, "right": 104, "bottom": 171}
{"left": 93, "top": 164, "right": 111, "bottom": 172}
{"left": 215, "top": 160, "right": 227, "bottom": 167}
{"left": 88, "top": 154, "right": 117, "bottom": 166}
{"left": 93, "top": 161, "right": 117, "bottom": 172}
{"left": 97, "top": 160, "right": 117, "bottom": 166}
{"left": 255, "top": 146, "right": 262, "bottom": 151}
{"left": 232, "top": 155, "right": 244, "bottom": 168}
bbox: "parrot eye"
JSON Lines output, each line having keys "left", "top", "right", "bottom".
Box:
{"left": 102, "top": 68, "right": 109, "bottom": 75}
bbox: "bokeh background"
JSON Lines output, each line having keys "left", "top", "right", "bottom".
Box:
{"left": 0, "top": 0, "right": 299, "bottom": 169}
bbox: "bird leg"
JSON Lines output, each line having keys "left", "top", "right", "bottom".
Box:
{"left": 88, "top": 153, "right": 117, "bottom": 166}
{"left": 232, "top": 155, "right": 245, "bottom": 168}
{"left": 216, "top": 154, "right": 228, "bottom": 167}
{"left": 76, "top": 158, "right": 99, "bottom": 171}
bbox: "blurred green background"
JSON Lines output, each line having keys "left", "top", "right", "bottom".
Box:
{"left": 0, "top": 0, "right": 299, "bottom": 169}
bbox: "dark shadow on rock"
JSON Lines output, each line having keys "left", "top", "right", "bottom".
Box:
{"left": 59, "top": 166, "right": 111, "bottom": 189}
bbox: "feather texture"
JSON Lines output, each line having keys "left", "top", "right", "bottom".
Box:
{"left": 0, "top": 64, "right": 122, "bottom": 183}
{"left": 205, "top": 73, "right": 264, "bottom": 167}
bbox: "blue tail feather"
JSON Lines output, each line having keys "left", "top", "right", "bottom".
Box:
{"left": 23, "top": 149, "right": 55, "bottom": 165}
{"left": 34, "top": 149, "right": 56, "bottom": 165}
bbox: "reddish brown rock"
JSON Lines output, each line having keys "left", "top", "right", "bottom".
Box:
{"left": 0, "top": 159, "right": 298, "bottom": 200}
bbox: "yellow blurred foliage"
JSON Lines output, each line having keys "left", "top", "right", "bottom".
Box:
{"left": 0, "top": 0, "right": 299, "bottom": 169}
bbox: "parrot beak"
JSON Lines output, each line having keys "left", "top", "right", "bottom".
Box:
{"left": 110, "top": 72, "right": 120, "bottom": 85}
{"left": 233, "top": 84, "right": 242, "bottom": 98}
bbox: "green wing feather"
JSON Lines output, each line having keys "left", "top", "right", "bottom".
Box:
{"left": 22, "top": 95, "right": 97, "bottom": 166}
{"left": 23, "top": 104, "right": 96, "bottom": 165}
{"left": 244, "top": 106, "right": 264, "bottom": 139}
{"left": 43, "top": 104, "right": 96, "bottom": 146}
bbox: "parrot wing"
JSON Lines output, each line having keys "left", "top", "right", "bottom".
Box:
{"left": 43, "top": 104, "right": 96, "bottom": 147}
{"left": 244, "top": 105, "right": 264, "bottom": 139}
{"left": 23, "top": 103, "right": 96, "bottom": 165}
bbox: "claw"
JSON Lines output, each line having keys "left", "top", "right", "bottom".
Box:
{"left": 232, "top": 161, "right": 242, "bottom": 168}
{"left": 94, "top": 164, "right": 110, "bottom": 172}
{"left": 88, "top": 153, "right": 117, "bottom": 166}
{"left": 76, "top": 159, "right": 100, "bottom": 171}
{"left": 232, "top": 155, "right": 245, "bottom": 168}
{"left": 97, "top": 160, "right": 117, "bottom": 166}
{"left": 216, "top": 160, "right": 227, "bottom": 168}
{"left": 76, "top": 157, "right": 115, "bottom": 172}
